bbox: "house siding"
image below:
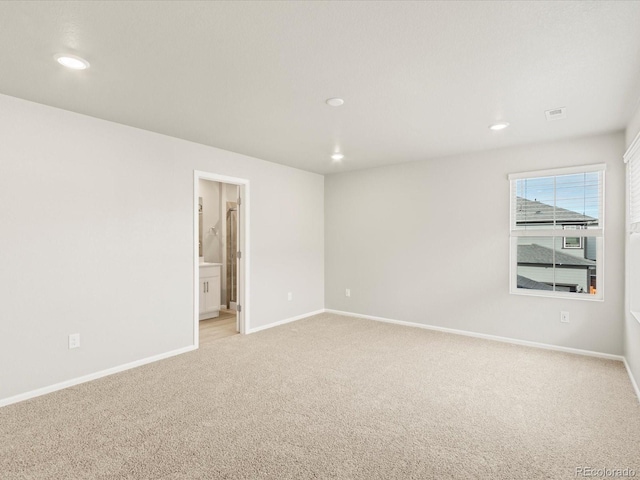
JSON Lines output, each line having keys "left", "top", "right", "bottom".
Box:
{"left": 515, "top": 228, "right": 589, "bottom": 260}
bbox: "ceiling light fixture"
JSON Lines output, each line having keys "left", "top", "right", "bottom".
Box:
{"left": 55, "top": 54, "right": 90, "bottom": 70}
{"left": 489, "top": 122, "right": 510, "bottom": 131}
{"left": 331, "top": 153, "right": 344, "bottom": 161}
{"left": 326, "top": 98, "right": 344, "bottom": 107}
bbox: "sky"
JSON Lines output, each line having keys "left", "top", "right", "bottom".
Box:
{"left": 516, "top": 172, "right": 600, "bottom": 220}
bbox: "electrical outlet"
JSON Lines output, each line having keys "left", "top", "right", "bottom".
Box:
{"left": 560, "top": 311, "right": 569, "bottom": 323}
{"left": 345, "top": 289, "right": 351, "bottom": 297}
{"left": 287, "top": 292, "right": 293, "bottom": 301}
{"left": 68, "top": 333, "right": 80, "bottom": 349}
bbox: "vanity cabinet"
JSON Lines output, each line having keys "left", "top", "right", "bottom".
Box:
{"left": 199, "top": 264, "right": 221, "bottom": 320}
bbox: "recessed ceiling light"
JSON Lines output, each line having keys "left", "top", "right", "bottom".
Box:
{"left": 489, "top": 122, "right": 510, "bottom": 131}
{"left": 326, "top": 98, "right": 344, "bottom": 107}
{"left": 55, "top": 54, "right": 90, "bottom": 70}
{"left": 331, "top": 153, "right": 344, "bottom": 161}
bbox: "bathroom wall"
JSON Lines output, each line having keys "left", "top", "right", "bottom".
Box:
{"left": 198, "top": 179, "right": 239, "bottom": 307}
{"left": 221, "top": 183, "right": 239, "bottom": 307}
{"left": 198, "top": 179, "right": 222, "bottom": 263}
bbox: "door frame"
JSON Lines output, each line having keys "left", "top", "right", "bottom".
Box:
{"left": 193, "top": 170, "right": 250, "bottom": 346}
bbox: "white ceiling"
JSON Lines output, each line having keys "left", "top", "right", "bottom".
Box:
{"left": 1, "top": 1, "right": 640, "bottom": 174}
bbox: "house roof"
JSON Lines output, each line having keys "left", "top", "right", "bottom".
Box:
{"left": 518, "top": 244, "right": 596, "bottom": 266}
{"left": 516, "top": 197, "right": 597, "bottom": 224}
{"left": 516, "top": 275, "right": 554, "bottom": 291}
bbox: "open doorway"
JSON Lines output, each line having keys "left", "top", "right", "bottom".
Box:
{"left": 194, "top": 171, "right": 249, "bottom": 347}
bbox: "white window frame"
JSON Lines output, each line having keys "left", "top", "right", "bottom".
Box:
{"left": 626, "top": 134, "right": 640, "bottom": 233}
{"left": 508, "top": 164, "right": 605, "bottom": 301}
{"left": 624, "top": 132, "right": 640, "bottom": 323}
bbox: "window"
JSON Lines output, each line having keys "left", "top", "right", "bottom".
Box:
{"left": 625, "top": 134, "right": 640, "bottom": 322}
{"left": 509, "top": 164, "right": 605, "bottom": 300}
{"left": 562, "top": 225, "right": 583, "bottom": 249}
{"left": 627, "top": 139, "right": 640, "bottom": 233}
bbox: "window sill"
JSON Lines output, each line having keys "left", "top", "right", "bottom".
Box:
{"left": 510, "top": 289, "right": 604, "bottom": 302}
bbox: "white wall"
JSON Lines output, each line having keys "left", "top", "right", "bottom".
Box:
{"left": 625, "top": 106, "right": 640, "bottom": 391}
{"left": 325, "top": 132, "right": 625, "bottom": 355}
{"left": 198, "top": 179, "right": 222, "bottom": 263}
{"left": 221, "top": 183, "right": 239, "bottom": 307}
{"left": 0, "top": 94, "right": 324, "bottom": 401}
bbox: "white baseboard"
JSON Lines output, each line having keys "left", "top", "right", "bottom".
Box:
{"left": 246, "top": 309, "right": 325, "bottom": 334}
{"left": 325, "top": 309, "right": 625, "bottom": 362}
{"left": 5, "top": 309, "right": 634, "bottom": 408}
{"left": 623, "top": 357, "right": 640, "bottom": 403}
{"left": 0, "top": 345, "right": 197, "bottom": 408}
{"left": 2, "top": 308, "right": 325, "bottom": 407}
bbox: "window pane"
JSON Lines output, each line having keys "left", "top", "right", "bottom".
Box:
{"left": 516, "top": 237, "right": 597, "bottom": 295}
{"left": 555, "top": 172, "right": 600, "bottom": 227}
{"left": 514, "top": 172, "right": 600, "bottom": 230}
{"left": 514, "top": 176, "right": 556, "bottom": 227}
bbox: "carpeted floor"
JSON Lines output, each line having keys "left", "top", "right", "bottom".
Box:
{"left": 1, "top": 312, "right": 639, "bottom": 479}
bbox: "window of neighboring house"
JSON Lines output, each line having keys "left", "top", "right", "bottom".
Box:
{"left": 509, "top": 164, "right": 605, "bottom": 300}
{"left": 562, "top": 225, "right": 583, "bottom": 249}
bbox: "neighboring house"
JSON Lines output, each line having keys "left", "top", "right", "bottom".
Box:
{"left": 516, "top": 274, "right": 553, "bottom": 291}
{"left": 515, "top": 197, "right": 597, "bottom": 293}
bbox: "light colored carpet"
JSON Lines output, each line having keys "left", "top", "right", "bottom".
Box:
{"left": 1, "top": 313, "right": 639, "bottom": 479}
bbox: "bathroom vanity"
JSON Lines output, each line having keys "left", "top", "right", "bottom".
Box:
{"left": 199, "top": 262, "right": 222, "bottom": 320}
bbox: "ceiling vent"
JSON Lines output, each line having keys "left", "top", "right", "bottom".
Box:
{"left": 545, "top": 107, "right": 566, "bottom": 121}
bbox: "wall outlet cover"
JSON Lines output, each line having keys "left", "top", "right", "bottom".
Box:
{"left": 68, "top": 333, "right": 80, "bottom": 349}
